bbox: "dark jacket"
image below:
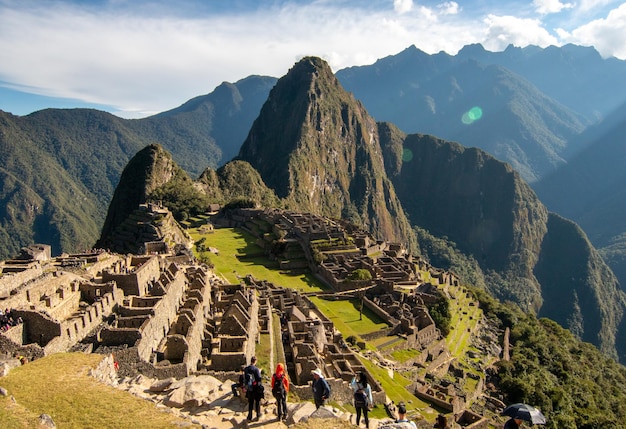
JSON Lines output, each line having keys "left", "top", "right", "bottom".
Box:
{"left": 312, "top": 376, "right": 330, "bottom": 402}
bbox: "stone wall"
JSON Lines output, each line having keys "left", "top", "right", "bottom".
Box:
{"left": 0, "top": 263, "right": 43, "bottom": 297}
{"left": 44, "top": 286, "right": 123, "bottom": 355}
{"left": 102, "top": 255, "right": 159, "bottom": 296}
{"left": 12, "top": 309, "right": 60, "bottom": 346}
{"left": 362, "top": 296, "right": 399, "bottom": 327}
{"left": 136, "top": 266, "right": 186, "bottom": 362}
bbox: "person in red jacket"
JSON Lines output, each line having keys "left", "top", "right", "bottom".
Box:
{"left": 271, "top": 363, "right": 290, "bottom": 421}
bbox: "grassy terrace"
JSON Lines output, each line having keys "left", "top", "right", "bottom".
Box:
{"left": 189, "top": 227, "right": 326, "bottom": 293}
{"left": 308, "top": 297, "right": 388, "bottom": 339}
{"left": 445, "top": 285, "right": 486, "bottom": 377}
{"left": 0, "top": 354, "right": 200, "bottom": 429}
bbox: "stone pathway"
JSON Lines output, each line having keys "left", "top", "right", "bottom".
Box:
{"left": 114, "top": 373, "right": 374, "bottom": 428}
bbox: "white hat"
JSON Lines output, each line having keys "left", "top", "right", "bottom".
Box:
{"left": 311, "top": 368, "right": 323, "bottom": 377}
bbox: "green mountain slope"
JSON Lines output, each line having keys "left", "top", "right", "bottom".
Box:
{"left": 236, "top": 57, "right": 417, "bottom": 252}
{"left": 337, "top": 49, "right": 586, "bottom": 183}
{"left": 378, "top": 122, "right": 626, "bottom": 361}
{"left": 0, "top": 76, "right": 274, "bottom": 259}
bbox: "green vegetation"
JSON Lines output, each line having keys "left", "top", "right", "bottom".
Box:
{"left": 189, "top": 226, "right": 326, "bottom": 293}
{"left": 309, "top": 297, "right": 388, "bottom": 338}
{"left": 0, "top": 353, "right": 201, "bottom": 429}
{"left": 467, "top": 286, "right": 626, "bottom": 429}
{"left": 390, "top": 348, "right": 421, "bottom": 364}
{"left": 149, "top": 170, "right": 210, "bottom": 221}
{"left": 428, "top": 298, "right": 451, "bottom": 337}
{"left": 414, "top": 226, "right": 487, "bottom": 290}
{"left": 347, "top": 268, "right": 372, "bottom": 281}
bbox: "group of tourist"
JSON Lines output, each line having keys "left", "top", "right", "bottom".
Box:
{"left": 0, "top": 308, "right": 22, "bottom": 332}
{"left": 231, "top": 357, "right": 428, "bottom": 428}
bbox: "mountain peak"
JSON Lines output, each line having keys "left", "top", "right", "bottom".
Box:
{"left": 236, "top": 56, "right": 417, "bottom": 250}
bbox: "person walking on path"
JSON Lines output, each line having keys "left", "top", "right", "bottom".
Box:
{"left": 244, "top": 356, "right": 263, "bottom": 421}
{"left": 271, "top": 363, "right": 290, "bottom": 421}
{"left": 311, "top": 368, "right": 330, "bottom": 409}
{"left": 350, "top": 371, "right": 373, "bottom": 428}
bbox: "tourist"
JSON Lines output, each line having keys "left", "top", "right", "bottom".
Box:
{"left": 244, "top": 356, "right": 263, "bottom": 421}
{"left": 350, "top": 371, "right": 373, "bottom": 428}
{"left": 396, "top": 403, "right": 417, "bottom": 429}
{"left": 231, "top": 365, "right": 245, "bottom": 397}
{"left": 270, "top": 362, "right": 290, "bottom": 421}
{"left": 311, "top": 368, "right": 330, "bottom": 409}
{"left": 504, "top": 417, "right": 523, "bottom": 429}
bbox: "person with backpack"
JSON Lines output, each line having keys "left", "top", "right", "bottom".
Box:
{"left": 270, "top": 362, "right": 290, "bottom": 421}
{"left": 350, "top": 371, "right": 373, "bottom": 428}
{"left": 231, "top": 365, "right": 245, "bottom": 398}
{"left": 311, "top": 368, "right": 331, "bottom": 408}
{"left": 244, "top": 356, "right": 263, "bottom": 421}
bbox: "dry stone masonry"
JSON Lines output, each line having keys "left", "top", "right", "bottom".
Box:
{"left": 0, "top": 206, "right": 500, "bottom": 428}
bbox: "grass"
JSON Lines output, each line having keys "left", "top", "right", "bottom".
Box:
{"left": 390, "top": 348, "right": 421, "bottom": 363}
{"left": 189, "top": 227, "right": 327, "bottom": 293}
{"left": 0, "top": 353, "right": 200, "bottom": 429}
{"left": 256, "top": 333, "right": 273, "bottom": 380}
{"left": 308, "top": 297, "right": 389, "bottom": 340}
{"left": 358, "top": 356, "right": 435, "bottom": 422}
{"left": 445, "top": 287, "right": 482, "bottom": 360}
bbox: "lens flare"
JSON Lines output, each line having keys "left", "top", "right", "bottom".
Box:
{"left": 402, "top": 148, "right": 413, "bottom": 162}
{"left": 461, "top": 106, "right": 483, "bottom": 125}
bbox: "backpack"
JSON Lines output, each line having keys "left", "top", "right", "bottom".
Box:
{"left": 354, "top": 386, "right": 368, "bottom": 408}
{"left": 272, "top": 373, "right": 286, "bottom": 398}
{"left": 244, "top": 366, "right": 256, "bottom": 391}
{"left": 323, "top": 378, "right": 331, "bottom": 399}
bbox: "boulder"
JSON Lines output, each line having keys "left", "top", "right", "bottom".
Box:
{"left": 149, "top": 377, "right": 176, "bottom": 392}
{"left": 39, "top": 414, "right": 56, "bottom": 429}
{"left": 164, "top": 386, "right": 187, "bottom": 408}
{"left": 288, "top": 401, "right": 318, "bottom": 424}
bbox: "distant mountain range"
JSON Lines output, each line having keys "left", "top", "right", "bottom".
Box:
{"left": 2, "top": 44, "right": 626, "bottom": 362}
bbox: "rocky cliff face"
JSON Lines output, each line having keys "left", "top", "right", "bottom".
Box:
{"left": 236, "top": 57, "right": 417, "bottom": 251}
{"left": 97, "top": 144, "right": 185, "bottom": 250}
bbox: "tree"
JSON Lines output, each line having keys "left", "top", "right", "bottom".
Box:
{"left": 348, "top": 268, "right": 372, "bottom": 281}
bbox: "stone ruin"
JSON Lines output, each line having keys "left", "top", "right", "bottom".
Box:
{"left": 0, "top": 207, "right": 498, "bottom": 427}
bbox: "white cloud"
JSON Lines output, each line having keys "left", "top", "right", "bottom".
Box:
{"left": 438, "top": 1, "right": 460, "bottom": 15}
{"left": 533, "top": 0, "right": 574, "bottom": 15}
{"left": 393, "top": 0, "right": 413, "bottom": 14}
{"left": 481, "top": 15, "right": 559, "bottom": 51}
{"left": 0, "top": 1, "right": 487, "bottom": 117}
{"left": 567, "top": 3, "right": 626, "bottom": 58}
{"left": 0, "top": 0, "right": 623, "bottom": 117}
{"left": 577, "top": 0, "right": 615, "bottom": 13}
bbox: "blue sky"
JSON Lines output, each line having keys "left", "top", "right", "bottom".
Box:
{"left": 1, "top": 0, "right": 624, "bottom": 118}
